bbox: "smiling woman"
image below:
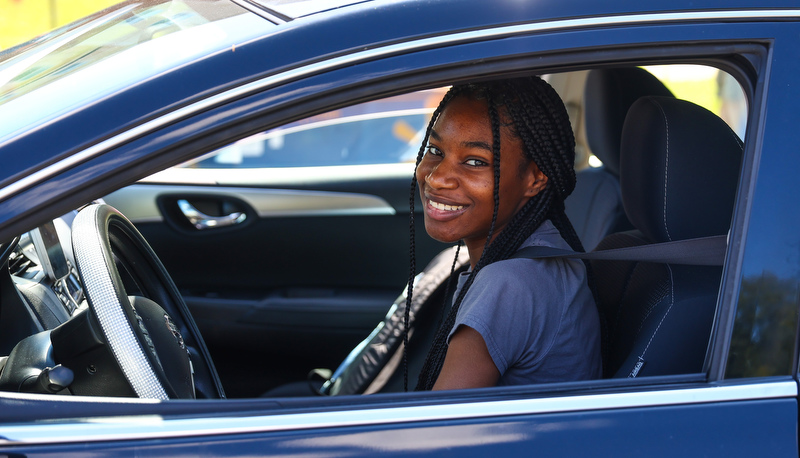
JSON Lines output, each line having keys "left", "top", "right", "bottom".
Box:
{"left": 410, "top": 78, "right": 601, "bottom": 391}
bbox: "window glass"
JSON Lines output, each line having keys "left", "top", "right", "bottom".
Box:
{"left": 0, "top": 0, "right": 270, "bottom": 144}
{"left": 726, "top": 273, "right": 798, "bottom": 377}
{"left": 582, "top": 65, "right": 748, "bottom": 169}
{"left": 252, "top": 0, "right": 370, "bottom": 18}
{"left": 143, "top": 65, "right": 751, "bottom": 385}
{"left": 182, "top": 88, "right": 447, "bottom": 168}
{"left": 644, "top": 65, "right": 747, "bottom": 138}
{"left": 174, "top": 65, "right": 748, "bottom": 175}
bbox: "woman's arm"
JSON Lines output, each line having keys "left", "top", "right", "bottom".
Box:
{"left": 432, "top": 325, "right": 500, "bottom": 390}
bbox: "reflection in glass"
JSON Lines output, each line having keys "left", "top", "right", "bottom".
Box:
{"left": 184, "top": 88, "right": 448, "bottom": 168}
{"left": 727, "top": 272, "right": 799, "bottom": 377}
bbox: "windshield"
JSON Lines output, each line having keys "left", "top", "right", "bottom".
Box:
{"left": 0, "top": 0, "right": 272, "bottom": 145}
{"left": 252, "top": 0, "right": 371, "bottom": 18}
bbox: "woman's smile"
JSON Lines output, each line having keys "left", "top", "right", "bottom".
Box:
{"left": 424, "top": 194, "right": 469, "bottom": 221}
{"left": 428, "top": 199, "right": 464, "bottom": 212}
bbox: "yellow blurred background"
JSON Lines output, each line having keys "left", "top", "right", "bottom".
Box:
{"left": 0, "top": 0, "right": 119, "bottom": 50}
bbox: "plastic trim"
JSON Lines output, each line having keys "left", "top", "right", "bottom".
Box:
{"left": 103, "top": 184, "right": 396, "bottom": 224}
{"left": 0, "top": 380, "right": 795, "bottom": 445}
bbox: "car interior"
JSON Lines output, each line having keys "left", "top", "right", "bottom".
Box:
{"left": 0, "top": 62, "right": 748, "bottom": 400}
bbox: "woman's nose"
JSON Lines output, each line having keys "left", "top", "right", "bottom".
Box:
{"left": 425, "top": 161, "right": 456, "bottom": 189}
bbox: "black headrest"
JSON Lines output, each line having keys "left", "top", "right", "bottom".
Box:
{"left": 620, "top": 96, "right": 743, "bottom": 242}
{"left": 584, "top": 68, "right": 674, "bottom": 177}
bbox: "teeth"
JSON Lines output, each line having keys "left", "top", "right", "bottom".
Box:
{"left": 430, "top": 200, "right": 464, "bottom": 211}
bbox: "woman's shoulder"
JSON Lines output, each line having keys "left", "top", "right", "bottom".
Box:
{"left": 521, "top": 219, "right": 571, "bottom": 250}
{"left": 481, "top": 221, "right": 570, "bottom": 273}
{"left": 475, "top": 221, "right": 586, "bottom": 293}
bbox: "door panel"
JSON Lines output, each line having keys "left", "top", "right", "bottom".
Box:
{"left": 104, "top": 173, "right": 446, "bottom": 396}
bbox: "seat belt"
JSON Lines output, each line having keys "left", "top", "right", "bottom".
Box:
{"left": 511, "top": 234, "right": 727, "bottom": 266}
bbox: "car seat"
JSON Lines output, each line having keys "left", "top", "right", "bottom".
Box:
{"left": 566, "top": 67, "right": 674, "bottom": 250}
{"left": 591, "top": 96, "right": 743, "bottom": 378}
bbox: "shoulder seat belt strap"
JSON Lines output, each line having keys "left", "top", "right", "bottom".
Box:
{"left": 511, "top": 234, "right": 727, "bottom": 266}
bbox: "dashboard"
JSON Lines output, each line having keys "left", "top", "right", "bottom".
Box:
{"left": 7, "top": 212, "right": 85, "bottom": 329}
{"left": 0, "top": 203, "right": 216, "bottom": 399}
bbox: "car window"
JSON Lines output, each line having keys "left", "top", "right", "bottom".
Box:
{"left": 644, "top": 64, "right": 747, "bottom": 137}
{"left": 128, "top": 61, "right": 755, "bottom": 390}
{"left": 175, "top": 65, "right": 747, "bottom": 175}
{"left": 180, "top": 88, "right": 447, "bottom": 169}
{"left": 578, "top": 64, "right": 747, "bottom": 169}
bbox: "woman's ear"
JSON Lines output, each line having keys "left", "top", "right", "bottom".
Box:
{"left": 524, "top": 164, "right": 548, "bottom": 197}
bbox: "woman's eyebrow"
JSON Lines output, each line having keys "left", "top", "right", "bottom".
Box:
{"left": 430, "top": 128, "right": 492, "bottom": 152}
{"left": 462, "top": 140, "right": 492, "bottom": 151}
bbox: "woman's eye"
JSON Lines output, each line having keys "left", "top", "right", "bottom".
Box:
{"left": 465, "top": 158, "right": 488, "bottom": 167}
{"left": 425, "top": 145, "right": 443, "bottom": 157}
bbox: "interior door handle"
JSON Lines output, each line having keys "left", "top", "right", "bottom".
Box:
{"left": 177, "top": 199, "right": 247, "bottom": 230}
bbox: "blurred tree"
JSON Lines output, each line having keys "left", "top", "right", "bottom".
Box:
{"left": 727, "top": 272, "right": 800, "bottom": 378}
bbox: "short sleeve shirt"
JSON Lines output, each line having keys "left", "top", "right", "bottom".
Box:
{"left": 448, "top": 220, "right": 602, "bottom": 385}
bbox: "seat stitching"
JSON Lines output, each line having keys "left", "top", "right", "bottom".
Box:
{"left": 653, "top": 99, "right": 672, "bottom": 242}
{"left": 634, "top": 281, "right": 660, "bottom": 337}
{"left": 640, "top": 265, "right": 675, "bottom": 358}
{"left": 724, "top": 121, "right": 744, "bottom": 150}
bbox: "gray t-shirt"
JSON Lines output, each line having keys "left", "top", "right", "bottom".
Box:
{"left": 448, "top": 220, "right": 602, "bottom": 386}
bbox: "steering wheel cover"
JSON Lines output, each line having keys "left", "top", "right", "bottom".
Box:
{"left": 72, "top": 204, "right": 169, "bottom": 399}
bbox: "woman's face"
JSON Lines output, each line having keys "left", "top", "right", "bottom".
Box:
{"left": 416, "top": 95, "right": 547, "bottom": 259}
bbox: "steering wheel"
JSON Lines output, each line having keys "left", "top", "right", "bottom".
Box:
{"left": 64, "top": 203, "right": 224, "bottom": 399}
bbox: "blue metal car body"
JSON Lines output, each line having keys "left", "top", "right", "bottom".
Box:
{"left": 0, "top": 0, "right": 797, "bottom": 455}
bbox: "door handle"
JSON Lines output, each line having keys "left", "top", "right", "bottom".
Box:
{"left": 177, "top": 199, "right": 247, "bottom": 230}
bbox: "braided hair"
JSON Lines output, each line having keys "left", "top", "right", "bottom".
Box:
{"left": 403, "top": 76, "right": 583, "bottom": 391}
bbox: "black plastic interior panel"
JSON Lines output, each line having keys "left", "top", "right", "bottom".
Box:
{"left": 137, "top": 214, "right": 445, "bottom": 293}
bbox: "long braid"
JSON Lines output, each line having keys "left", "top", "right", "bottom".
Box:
{"left": 411, "top": 76, "right": 582, "bottom": 391}
{"left": 403, "top": 88, "right": 463, "bottom": 391}
{"left": 415, "top": 90, "right": 506, "bottom": 390}
{"left": 435, "top": 241, "right": 463, "bottom": 329}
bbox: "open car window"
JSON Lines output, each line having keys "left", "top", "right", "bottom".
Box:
{"left": 153, "top": 64, "right": 748, "bottom": 180}
{"left": 181, "top": 88, "right": 448, "bottom": 169}
{"left": 102, "top": 62, "right": 754, "bottom": 398}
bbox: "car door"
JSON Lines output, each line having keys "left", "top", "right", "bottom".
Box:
{"left": 91, "top": 12, "right": 794, "bottom": 453}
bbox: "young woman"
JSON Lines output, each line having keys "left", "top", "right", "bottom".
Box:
{"left": 407, "top": 77, "right": 602, "bottom": 391}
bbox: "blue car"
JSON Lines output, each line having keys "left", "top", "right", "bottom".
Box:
{"left": 0, "top": 0, "right": 797, "bottom": 455}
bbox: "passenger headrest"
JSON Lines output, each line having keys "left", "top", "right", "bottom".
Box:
{"left": 584, "top": 68, "right": 674, "bottom": 177}
{"left": 620, "top": 96, "right": 743, "bottom": 242}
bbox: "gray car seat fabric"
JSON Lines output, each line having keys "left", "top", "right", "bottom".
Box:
{"left": 566, "top": 68, "right": 674, "bottom": 250}
{"left": 592, "top": 96, "right": 743, "bottom": 378}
